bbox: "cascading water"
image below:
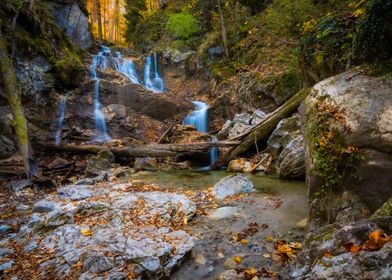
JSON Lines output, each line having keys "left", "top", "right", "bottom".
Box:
{"left": 54, "top": 95, "right": 67, "bottom": 145}
{"left": 183, "top": 101, "right": 218, "bottom": 166}
{"left": 90, "top": 47, "right": 111, "bottom": 142}
{"left": 144, "top": 54, "right": 164, "bottom": 93}
{"left": 115, "top": 52, "right": 140, "bottom": 84}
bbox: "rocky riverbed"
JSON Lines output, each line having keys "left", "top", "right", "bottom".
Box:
{"left": 0, "top": 171, "right": 307, "bottom": 279}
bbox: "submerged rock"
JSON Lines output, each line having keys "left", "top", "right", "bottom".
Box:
{"left": 206, "top": 207, "right": 239, "bottom": 220}
{"left": 212, "top": 174, "right": 254, "bottom": 200}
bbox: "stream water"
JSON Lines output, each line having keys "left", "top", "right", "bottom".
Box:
{"left": 54, "top": 95, "right": 67, "bottom": 145}
{"left": 128, "top": 170, "right": 308, "bottom": 279}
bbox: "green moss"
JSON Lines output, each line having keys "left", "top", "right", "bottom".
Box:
{"left": 307, "top": 98, "right": 364, "bottom": 197}
{"left": 55, "top": 52, "right": 84, "bottom": 88}
{"left": 372, "top": 197, "right": 392, "bottom": 218}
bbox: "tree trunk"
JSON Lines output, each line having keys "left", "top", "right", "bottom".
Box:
{"left": 41, "top": 141, "right": 241, "bottom": 158}
{"left": 212, "top": 88, "right": 311, "bottom": 168}
{"left": 95, "top": 0, "right": 103, "bottom": 42}
{"left": 0, "top": 23, "right": 39, "bottom": 177}
{"left": 217, "top": 0, "right": 229, "bottom": 57}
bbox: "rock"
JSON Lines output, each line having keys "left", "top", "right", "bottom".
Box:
{"left": 83, "top": 255, "right": 113, "bottom": 273}
{"left": 267, "top": 114, "right": 302, "bottom": 158}
{"left": 85, "top": 151, "right": 116, "bottom": 177}
{"left": 104, "top": 104, "right": 128, "bottom": 121}
{"left": 0, "top": 136, "right": 16, "bottom": 159}
{"left": 33, "top": 200, "right": 61, "bottom": 213}
{"left": 300, "top": 69, "right": 392, "bottom": 228}
{"left": 49, "top": 2, "right": 93, "bottom": 49}
{"left": 291, "top": 217, "right": 392, "bottom": 279}
{"left": 207, "top": 207, "right": 239, "bottom": 220}
{"left": 15, "top": 58, "right": 54, "bottom": 105}
{"left": 227, "top": 158, "right": 266, "bottom": 173}
{"left": 208, "top": 46, "right": 224, "bottom": 60}
{"left": 0, "top": 261, "right": 14, "bottom": 271}
{"left": 217, "top": 111, "right": 267, "bottom": 140}
{"left": 134, "top": 157, "right": 158, "bottom": 171}
{"left": 163, "top": 48, "right": 194, "bottom": 64}
{"left": 372, "top": 197, "right": 392, "bottom": 218}
{"left": 11, "top": 179, "right": 33, "bottom": 192}
{"left": 212, "top": 174, "right": 254, "bottom": 200}
{"left": 11, "top": 182, "right": 196, "bottom": 279}
{"left": 218, "top": 269, "right": 244, "bottom": 280}
{"left": 0, "top": 224, "right": 10, "bottom": 234}
{"left": 276, "top": 135, "right": 305, "bottom": 179}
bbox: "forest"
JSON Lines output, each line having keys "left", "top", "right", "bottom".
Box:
{"left": 0, "top": 0, "right": 391, "bottom": 279}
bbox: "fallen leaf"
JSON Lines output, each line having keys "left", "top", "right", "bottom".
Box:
{"left": 244, "top": 267, "right": 257, "bottom": 278}
{"left": 323, "top": 252, "right": 333, "bottom": 258}
{"left": 363, "top": 230, "right": 390, "bottom": 251}
{"left": 350, "top": 245, "right": 361, "bottom": 253}
{"left": 81, "top": 229, "right": 93, "bottom": 236}
{"left": 240, "top": 239, "right": 249, "bottom": 245}
{"left": 218, "top": 252, "right": 225, "bottom": 258}
{"left": 183, "top": 216, "right": 188, "bottom": 225}
{"left": 194, "top": 254, "right": 206, "bottom": 265}
{"left": 265, "top": 236, "right": 273, "bottom": 242}
{"left": 232, "top": 256, "right": 242, "bottom": 264}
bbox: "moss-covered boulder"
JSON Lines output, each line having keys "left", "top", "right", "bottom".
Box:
{"left": 300, "top": 68, "right": 392, "bottom": 230}
{"left": 55, "top": 54, "right": 85, "bottom": 88}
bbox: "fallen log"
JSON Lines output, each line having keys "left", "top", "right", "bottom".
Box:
{"left": 41, "top": 141, "right": 241, "bottom": 158}
{"left": 212, "top": 88, "right": 310, "bottom": 168}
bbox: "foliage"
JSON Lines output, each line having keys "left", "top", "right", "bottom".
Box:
{"left": 353, "top": 0, "right": 392, "bottom": 63}
{"left": 167, "top": 11, "right": 200, "bottom": 39}
{"left": 308, "top": 98, "right": 364, "bottom": 197}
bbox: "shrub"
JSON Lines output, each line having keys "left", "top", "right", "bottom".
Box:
{"left": 167, "top": 11, "right": 199, "bottom": 39}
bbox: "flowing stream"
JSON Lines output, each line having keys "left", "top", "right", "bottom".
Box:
{"left": 144, "top": 53, "right": 164, "bottom": 93}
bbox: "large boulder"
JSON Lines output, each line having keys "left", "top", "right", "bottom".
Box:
{"left": 300, "top": 69, "right": 392, "bottom": 229}
{"left": 49, "top": 1, "right": 93, "bottom": 49}
{"left": 212, "top": 174, "right": 254, "bottom": 200}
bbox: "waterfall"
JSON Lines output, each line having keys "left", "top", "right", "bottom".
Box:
{"left": 54, "top": 95, "right": 67, "bottom": 145}
{"left": 183, "top": 101, "right": 218, "bottom": 166}
{"left": 90, "top": 46, "right": 111, "bottom": 142}
{"left": 115, "top": 52, "right": 140, "bottom": 84}
{"left": 144, "top": 54, "right": 164, "bottom": 93}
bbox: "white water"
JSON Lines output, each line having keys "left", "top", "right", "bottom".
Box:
{"left": 90, "top": 47, "right": 111, "bottom": 142}
{"left": 183, "top": 101, "right": 218, "bottom": 166}
{"left": 54, "top": 95, "right": 67, "bottom": 145}
{"left": 114, "top": 52, "right": 140, "bottom": 84}
{"left": 144, "top": 54, "right": 164, "bottom": 93}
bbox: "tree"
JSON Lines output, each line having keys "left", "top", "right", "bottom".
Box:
{"left": 0, "top": 20, "right": 39, "bottom": 177}
{"left": 217, "top": 0, "right": 229, "bottom": 57}
{"left": 95, "top": 0, "right": 103, "bottom": 42}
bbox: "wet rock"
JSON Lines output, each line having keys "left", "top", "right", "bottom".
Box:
{"left": 0, "top": 224, "right": 10, "bottom": 234}
{"left": 103, "top": 104, "right": 128, "bottom": 121}
{"left": 207, "top": 207, "right": 239, "bottom": 220}
{"left": 49, "top": 2, "right": 93, "bottom": 49}
{"left": 212, "top": 174, "right": 254, "bottom": 200}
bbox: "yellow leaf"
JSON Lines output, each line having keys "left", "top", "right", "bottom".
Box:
{"left": 183, "top": 216, "right": 188, "bottom": 225}
{"left": 265, "top": 236, "right": 273, "bottom": 242}
{"left": 240, "top": 239, "right": 249, "bottom": 245}
{"left": 81, "top": 229, "right": 93, "bottom": 236}
{"left": 232, "top": 256, "right": 242, "bottom": 264}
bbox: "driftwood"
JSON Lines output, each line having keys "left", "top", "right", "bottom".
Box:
{"left": 212, "top": 88, "right": 310, "bottom": 168}
{"left": 42, "top": 141, "right": 241, "bottom": 158}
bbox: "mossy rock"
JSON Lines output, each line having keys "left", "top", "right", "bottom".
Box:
{"left": 55, "top": 53, "right": 85, "bottom": 88}
{"left": 372, "top": 197, "right": 392, "bottom": 218}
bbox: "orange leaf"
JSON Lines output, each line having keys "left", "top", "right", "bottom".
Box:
{"left": 349, "top": 245, "right": 361, "bottom": 253}
{"left": 323, "top": 252, "right": 333, "bottom": 258}
{"left": 363, "top": 230, "right": 390, "bottom": 251}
